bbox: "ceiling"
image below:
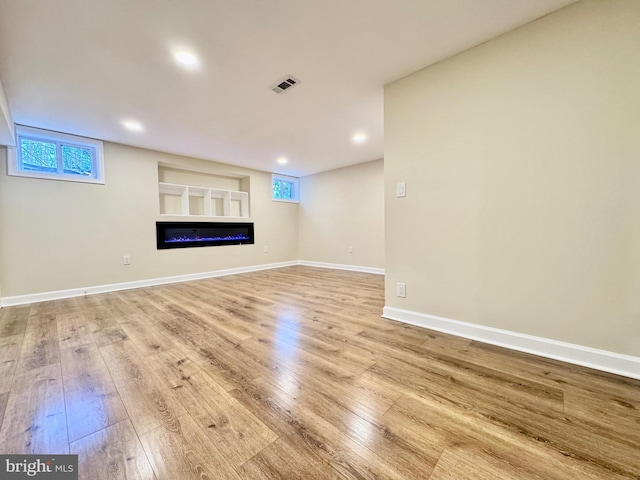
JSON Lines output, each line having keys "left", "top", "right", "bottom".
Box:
{"left": 0, "top": 0, "right": 576, "bottom": 177}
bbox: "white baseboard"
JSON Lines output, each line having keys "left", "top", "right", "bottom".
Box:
{"left": 298, "top": 260, "right": 385, "bottom": 275}
{"left": 382, "top": 306, "right": 640, "bottom": 381}
{"left": 0, "top": 261, "right": 298, "bottom": 307}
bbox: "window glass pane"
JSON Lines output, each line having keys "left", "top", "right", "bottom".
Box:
{"left": 19, "top": 137, "right": 57, "bottom": 173}
{"left": 61, "top": 144, "right": 94, "bottom": 176}
{"left": 281, "top": 180, "right": 292, "bottom": 199}
{"left": 273, "top": 180, "right": 282, "bottom": 198}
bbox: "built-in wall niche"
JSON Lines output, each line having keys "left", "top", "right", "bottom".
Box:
{"left": 158, "top": 166, "right": 250, "bottom": 218}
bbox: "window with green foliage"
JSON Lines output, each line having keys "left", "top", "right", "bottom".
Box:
{"left": 272, "top": 174, "right": 299, "bottom": 202}
{"left": 9, "top": 125, "right": 105, "bottom": 184}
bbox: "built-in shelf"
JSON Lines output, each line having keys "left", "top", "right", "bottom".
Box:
{"left": 159, "top": 182, "right": 249, "bottom": 218}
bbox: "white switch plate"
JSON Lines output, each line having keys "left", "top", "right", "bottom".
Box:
{"left": 123, "top": 255, "right": 131, "bottom": 265}
{"left": 348, "top": 245, "right": 353, "bottom": 253}
{"left": 396, "top": 282, "right": 406, "bottom": 298}
{"left": 396, "top": 182, "right": 406, "bottom": 197}
{"left": 263, "top": 245, "right": 269, "bottom": 253}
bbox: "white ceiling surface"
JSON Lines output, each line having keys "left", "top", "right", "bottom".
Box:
{"left": 0, "top": 0, "right": 575, "bottom": 177}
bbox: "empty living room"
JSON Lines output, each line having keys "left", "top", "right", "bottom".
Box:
{"left": 0, "top": 0, "right": 638, "bottom": 479}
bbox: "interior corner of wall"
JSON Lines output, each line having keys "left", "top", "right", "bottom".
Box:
{"left": 0, "top": 75, "right": 16, "bottom": 148}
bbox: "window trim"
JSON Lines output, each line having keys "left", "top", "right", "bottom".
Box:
{"left": 8, "top": 125, "right": 105, "bottom": 184}
{"left": 272, "top": 173, "right": 299, "bottom": 203}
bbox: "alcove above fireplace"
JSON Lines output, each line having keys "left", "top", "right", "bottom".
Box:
{"left": 156, "top": 221, "right": 254, "bottom": 249}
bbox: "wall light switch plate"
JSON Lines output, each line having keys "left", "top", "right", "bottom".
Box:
{"left": 396, "top": 182, "right": 406, "bottom": 197}
{"left": 396, "top": 282, "right": 406, "bottom": 298}
{"left": 123, "top": 255, "right": 131, "bottom": 265}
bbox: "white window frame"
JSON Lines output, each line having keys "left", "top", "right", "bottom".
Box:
{"left": 272, "top": 173, "right": 299, "bottom": 203}
{"left": 8, "top": 125, "right": 105, "bottom": 184}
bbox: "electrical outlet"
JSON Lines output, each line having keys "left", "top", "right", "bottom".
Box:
{"left": 348, "top": 245, "right": 353, "bottom": 253}
{"left": 396, "top": 282, "right": 406, "bottom": 298}
{"left": 396, "top": 182, "right": 406, "bottom": 198}
{"left": 123, "top": 255, "right": 131, "bottom": 265}
{"left": 263, "top": 245, "right": 269, "bottom": 253}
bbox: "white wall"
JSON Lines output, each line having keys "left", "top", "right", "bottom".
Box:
{"left": 0, "top": 142, "right": 298, "bottom": 298}
{"left": 384, "top": 0, "right": 640, "bottom": 357}
{"left": 298, "top": 159, "right": 384, "bottom": 269}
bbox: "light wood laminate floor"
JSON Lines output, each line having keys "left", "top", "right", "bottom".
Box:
{"left": 0, "top": 266, "right": 638, "bottom": 479}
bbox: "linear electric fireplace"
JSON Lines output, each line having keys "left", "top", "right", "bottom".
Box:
{"left": 156, "top": 221, "right": 254, "bottom": 249}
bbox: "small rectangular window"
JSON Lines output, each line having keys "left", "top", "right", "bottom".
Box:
{"left": 8, "top": 125, "right": 105, "bottom": 184}
{"left": 272, "top": 174, "right": 299, "bottom": 203}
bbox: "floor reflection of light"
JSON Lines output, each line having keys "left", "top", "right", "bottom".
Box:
{"left": 274, "top": 313, "right": 299, "bottom": 362}
{"left": 63, "top": 384, "right": 108, "bottom": 449}
{"left": 271, "top": 310, "right": 302, "bottom": 410}
{"left": 346, "top": 389, "right": 377, "bottom": 447}
{"left": 275, "top": 369, "right": 300, "bottom": 410}
{"left": 32, "top": 397, "right": 69, "bottom": 453}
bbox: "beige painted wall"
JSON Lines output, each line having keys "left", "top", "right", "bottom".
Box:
{"left": 299, "top": 159, "right": 384, "bottom": 268}
{"left": 0, "top": 143, "right": 298, "bottom": 297}
{"left": 384, "top": 0, "right": 640, "bottom": 356}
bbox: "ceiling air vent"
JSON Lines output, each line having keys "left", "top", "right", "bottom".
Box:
{"left": 271, "top": 75, "right": 300, "bottom": 94}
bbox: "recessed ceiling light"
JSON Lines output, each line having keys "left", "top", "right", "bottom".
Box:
{"left": 122, "top": 120, "right": 144, "bottom": 132}
{"left": 352, "top": 133, "right": 367, "bottom": 144}
{"left": 277, "top": 157, "right": 288, "bottom": 165}
{"left": 174, "top": 50, "right": 199, "bottom": 68}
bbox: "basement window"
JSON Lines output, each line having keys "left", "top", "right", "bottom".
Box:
{"left": 8, "top": 125, "right": 105, "bottom": 184}
{"left": 272, "top": 174, "right": 299, "bottom": 203}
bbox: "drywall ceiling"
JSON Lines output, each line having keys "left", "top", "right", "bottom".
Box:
{"left": 0, "top": 0, "right": 576, "bottom": 177}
